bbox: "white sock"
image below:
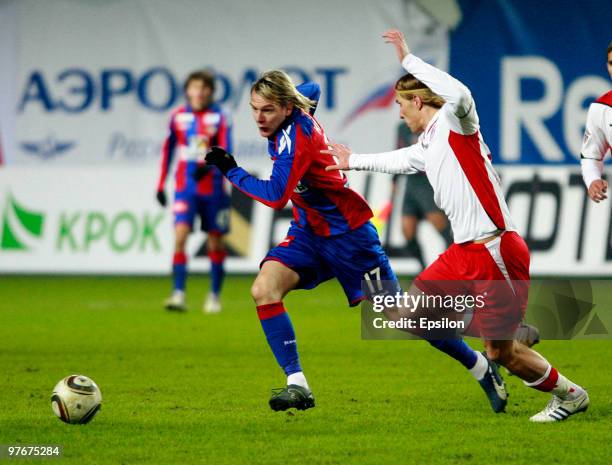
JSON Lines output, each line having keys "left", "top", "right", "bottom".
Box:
{"left": 552, "top": 373, "right": 582, "bottom": 400}
{"left": 469, "top": 352, "right": 489, "bottom": 380}
{"left": 287, "top": 371, "right": 309, "bottom": 390}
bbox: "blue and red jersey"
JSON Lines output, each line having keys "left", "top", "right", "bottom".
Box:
{"left": 226, "top": 82, "right": 373, "bottom": 237}
{"left": 157, "top": 103, "right": 232, "bottom": 196}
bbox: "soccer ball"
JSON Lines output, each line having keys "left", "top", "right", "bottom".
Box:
{"left": 51, "top": 375, "right": 102, "bottom": 424}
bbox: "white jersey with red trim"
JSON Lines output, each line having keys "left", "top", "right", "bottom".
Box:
{"left": 580, "top": 90, "right": 612, "bottom": 188}
{"left": 348, "top": 53, "right": 516, "bottom": 243}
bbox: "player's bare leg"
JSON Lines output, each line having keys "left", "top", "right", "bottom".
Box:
{"left": 484, "top": 340, "right": 548, "bottom": 380}
{"left": 484, "top": 340, "right": 589, "bottom": 422}
{"left": 165, "top": 223, "right": 191, "bottom": 311}
{"left": 251, "top": 261, "right": 314, "bottom": 411}
{"left": 424, "top": 211, "right": 453, "bottom": 246}
{"left": 203, "top": 233, "right": 226, "bottom": 314}
{"left": 401, "top": 215, "right": 426, "bottom": 269}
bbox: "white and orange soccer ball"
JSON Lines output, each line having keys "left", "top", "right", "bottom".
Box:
{"left": 51, "top": 375, "right": 102, "bottom": 424}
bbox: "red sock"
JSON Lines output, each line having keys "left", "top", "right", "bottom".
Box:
{"left": 256, "top": 302, "right": 286, "bottom": 320}
{"left": 173, "top": 252, "right": 187, "bottom": 265}
{"left": 208, "top": 250, "right": 227, "bottom": 264}
{"left": 527, "top": 366, "right": 559, "bottom": 392}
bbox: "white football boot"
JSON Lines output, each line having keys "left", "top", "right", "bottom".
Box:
{"left": 164, "top": 290, "right": 187, "bottom": 312}
{"left": 203, "top": 292, "right": 221, "bottom": 314}
{"left": 529, "top": 389, "right": 589, "bottom": 422}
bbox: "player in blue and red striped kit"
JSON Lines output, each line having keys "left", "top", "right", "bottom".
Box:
{"left": 205, "top": 70, "right": 505, "bottom": 412}
{"left": 156, "top": 70, "right": 232, "bottom": 313}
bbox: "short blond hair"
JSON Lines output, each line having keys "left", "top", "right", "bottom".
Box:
{"left": 251, "top": 70, "right": 316, "bottom": 112}
{"left": 395, "top": 73, "right": 445, "bottom": 108}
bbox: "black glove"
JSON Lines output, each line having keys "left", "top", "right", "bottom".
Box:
{"left": 193, "top": 164, "right": 213, "bottom": 182}
{"left": 156, "top": 190, "right": 167, "bottom": 207}
{"left": 205, "top": 146, "right": 237, "bottom": 176}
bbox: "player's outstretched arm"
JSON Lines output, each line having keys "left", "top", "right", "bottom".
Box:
{"left": 383, "top": 29, "right": 473, "bottom": 119}
{"left": 206, "top": 146, "right": 309, "bottom": 210}
{"left": 322, "top": 143, "right": 424, "bottom": 175}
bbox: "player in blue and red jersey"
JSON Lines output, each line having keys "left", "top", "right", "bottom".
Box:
{"left": 205, "top": 70, "right": 503, "bottom": 412}
{"left": 156, "top": 70, "right": 232, "bottom": 314}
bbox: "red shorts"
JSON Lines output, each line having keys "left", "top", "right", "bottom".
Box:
{"left": 415, "top": 231, "right": 530, "bottom": 340}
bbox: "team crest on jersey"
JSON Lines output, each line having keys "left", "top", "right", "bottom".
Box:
{"left": 294, "top": 182, "right": 308, "bottom": 194}
{"left": 204, "top": 124, "right": 218, "bottom": 137}
{"left": 192, "top": 135, "right": 209, "bottom": 158}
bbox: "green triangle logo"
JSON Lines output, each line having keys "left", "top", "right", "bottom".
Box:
{"left": 584, "top": 313, "right": 608, "bottom": 335}
{"left": 1, "top": 193, "right": 45, "bottom": 250}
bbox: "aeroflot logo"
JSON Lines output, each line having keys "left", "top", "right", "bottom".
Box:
{"left": 18, "top": 66, "right": 347, "bottom": 114}
{"left": 20, "top": 134, "right": 76, "bottom": 159}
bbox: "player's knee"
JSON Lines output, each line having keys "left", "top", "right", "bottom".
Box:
{"left": 486, "top": 342, "right": 518, "bottom": 367}
{"left": 207, "top": 234, "right": 224, "bottom": 252}
{"left": 485, "top": 346, "right": 502, "bottom": 363}
{"left": 250, "top": 282, "right": 263, "bottom": 302}
{"left": 174, "top": 225, "right": 190, "bottom": 251}
{"left": 486, "top": 345, "right": 511, "bottom": 365}
{"left": 250, "top": 280, "right": 280, "bottom": 305}
{"left": 404, "top": 231, "right": 416, "bottom": 241}
{"left": 402, "top": 226, "right": 416, "bottom": 240}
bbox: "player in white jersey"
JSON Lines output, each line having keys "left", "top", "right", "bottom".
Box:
{"left": 581, "top": 42, "right": 612, "bottom": 202}
{"left": 323, "top": 30, "right": 589, "bottom": 422}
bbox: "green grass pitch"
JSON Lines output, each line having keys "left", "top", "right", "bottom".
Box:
{"left": 1, "top": 276, "right": 610, "bottom": 464}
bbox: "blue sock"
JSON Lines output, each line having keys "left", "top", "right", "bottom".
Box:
{"left": 429, "top": 339, "right": 478, "bottom": 369}
{"left": 172, "top": 252, "right": 187, "bottom": 291}
{"left": 257, "top": 302, "right": 302, "bottom": 375}
{"left": 209, "top": 250, "right": 226, "bottom": 295}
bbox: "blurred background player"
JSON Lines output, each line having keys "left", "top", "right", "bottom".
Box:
{"left": 392, "top": 123, "right": 452, "bottom": 270}
{"left": 156, "top": 70, "right": 232, "bottom": 313}
{"left": 581, "top": 42, "right": 612, "bottom": 203}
